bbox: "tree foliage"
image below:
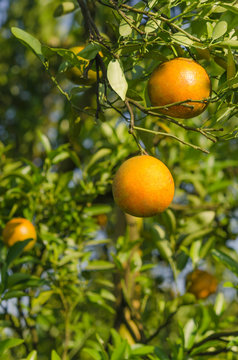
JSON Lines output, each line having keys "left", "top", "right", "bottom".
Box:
{"left": 0, "top": 0, "right": 238, "bottom": 359}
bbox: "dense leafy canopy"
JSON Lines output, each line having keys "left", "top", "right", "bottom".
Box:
{"left": 0, "top": 0, "right": 238, "bottom": 359}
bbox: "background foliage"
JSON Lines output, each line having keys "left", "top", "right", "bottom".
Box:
{"left": 0, "top": 0, "right": 238, "bottom": 359}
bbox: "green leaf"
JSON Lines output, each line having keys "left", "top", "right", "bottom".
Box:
{"left": 83, "top": 348, "right": 101, "bottom": 360}
{"left": 111, "top": 340, "right": 127, "bottom": 360}
{"left": 32, "top": 291, "right": 54, "bottom": 310}
{"left": 184, "top": 319, "right": 196, "bottom": 349}
{"left": 51, "top": 350, "right": 61, "bottom": 360}
{"left": 119, "top": 19, "right": 132, "bottom": 37}
{"left": 212, "top": 249, "right": 238, "bottom": 276}
{"left": 148, "top": 0, "right": 159, "bottom": 8}
{"left": 84, "top": 148, "right": 112, "bottom": 172}
{"left": 190, "top": 239, "right": 202, "bottom": 266}
{"left": 227, "top": 47, "right": 236, "bottom": 80}
{"left": 84, "top": 204, "right": 112, "bottom": 216}
{"left": 216, "top": 40, "right": 238, "bottom": 49}
{"left": 87, "top": 292, "right": 115, "bottom": 314}
{"left": 85, "top": 260, "right": 115, "bottom": 271}
{"left": 145, "top": 19, "right": 160, "bottom": 34}
{"left": 11, "top": 27, "right": 44, "bottom": 62}
{"left": 2, "top": 290, "right": 26, "bottom": 300}
{"left": 131, "top": 345, "right": 154, "bottom": 356}
{"left": 172, "top": 32, "right": 194, "bottom": 46}
{"left": 212, "top": 21, "right": 228, "bottom": 40}
{"left": 107, "top": 60, "right": 128, "bottom": 101}
{"left": 7, "top": 273, "right": 31, "bottom": 287}
{"left": 52, "top": 151, "right": 70, "bottom": 164}
{"left": 76, "top": 43, "right": 102, "bottom": 60}
{"left": 95, "top": 334, "right": 109, "bottom": 360}
{"left": 25, "top": 350, "right": 37, "bottom": 360}
{"left": 37, "top": 131, "right": 51, "bottom": 153}
{"left": 1, "top": 263, "right": 8, "bottom": 293}
{"left": 126, "top": 89, "right": 143, "bottom": 101}
{"left": 110, "top": 329, "right": 122, "bottom": 348}
{"left": 6, "top": 239, "right": 31, "bottom": 266}
{"left": 54, "top": 2, "right": 77, "bottom": 17}
{"left": 181, "top": 228, "right": 213, "bottom": 247}
{"left": 214, "top": 292, "right": 225, "bottom": 316}
{"left": 154, "top": 346, "right": 170, "bottom": 360}
{"left": 222, "top": 4, "right": 238, "bottom": 15}
{"left": 0, "top": 338, "right": 24, "bottom": 356}
{"left": 100, "top": 289, "right": 116, "bottom": 302}
{"left": 190, "top": 340, "right": 223, "bottom": 356}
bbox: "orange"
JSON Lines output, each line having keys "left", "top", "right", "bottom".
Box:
{"left": 112, "top": 155, "right": 174, "bottom": 217}
{"left": 148, "top": 57, "right": 211, "bottom": 119}
{"left": 67, "top": 46, "right": 102, "bottom": 85}
{"left": 186, "top": 269, "right": 218, "bottom": 299}
{"left": 2, "top": 218, "right": 37, "bottom": 251}
{"left": 96, "top": 214, "right": 108, "bottom": 228}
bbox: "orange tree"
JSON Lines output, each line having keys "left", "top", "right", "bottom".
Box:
{"left": 0, "top": 0, "right": 238, "bottom": 359}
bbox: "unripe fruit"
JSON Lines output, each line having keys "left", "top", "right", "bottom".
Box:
{"left": 2, "top": 218, "right": 37, "bottom": 251}
{"left": 186, "top": 269, "right": 218, "bottom": 299}
{"left": 67, "top": 46, "right": 102, "bottom": 85}
{"left": 148, "top": 57, "right": 211, "bottom": 119}
{"left": 112, "top": 155, "right": 174, "bottom": 217}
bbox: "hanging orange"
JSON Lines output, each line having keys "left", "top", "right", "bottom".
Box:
{"left": 67, "top": 46, "right": 102, "bottom": 85}
{"left": 186, "top": 269, "right": 218, "bottom": 299}
{"left": 148, "top": 57, "right": 211, "bottom": 119}
{"left": 2, "top": 218, "right": 37, "bottom": 251}
{"left": 112, "top": 155, "right": 174, "bottom": 217}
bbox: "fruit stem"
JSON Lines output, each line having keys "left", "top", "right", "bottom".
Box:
{"left": 125, "top": 99, "right": 148, "bottom": 155}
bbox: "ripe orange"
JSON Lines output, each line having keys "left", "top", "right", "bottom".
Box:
{"left": 112, "top": 155, "right": 174, "bottom": 217}
{"left": 67, "top": 46, "right": 102, "bottom": 85}
{"left": 2, "top": 218, "right": 37, "bottom": 251}
{"left": 186, "top": 269, "right": 218, "bottom": 299}
{"left": 148, "top": 57, "right": 211, "bottom": 119}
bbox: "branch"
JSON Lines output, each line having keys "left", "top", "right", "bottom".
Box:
{"left": 189, "top": 331, "right": 238, "bottom": 353}
{"left": 125, "top": 99, "right": 148, "bottom": 154}
{"left": 77, "top": 0, "right": 102, "bottom": 40}
{"left": 191, "top": 348, "right": 237, "bottom": 357}
{"left": 127, "top": 98, "right": 219, "bottom": 143}
{"left": 170, "top": 203, "right": 220, "bottom": 212}
{"left": 119, "top": 4, "right": 201, "bottom": 43}
{"left": 145, "top": 310, "right": 178, "bottom": 343}
{"left": 133, "top": 126, "right": 210, "bottom": 154}
{"left": 109, "top": 0, "right": 145, "bottom": 36}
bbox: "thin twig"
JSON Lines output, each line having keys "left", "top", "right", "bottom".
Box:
{"left": 119, "top": 3, "right": 201, "bottom": 43}
{"left": 145, "top": 310, "right": 178, "bottom": 343}
{"left": 191, "top": 348, "right": 237, "bottom": 357}
{"left": 127, "top": 98, "right": 218, "bottom": 143}
{"left": 188, "top": 331, "right": 238, "bottom": 353}
{"left": 125, "top": 99, "right": 148, "bottom": 154}
{"left": 134, "top": 126, "right": 209, "bottom": 154}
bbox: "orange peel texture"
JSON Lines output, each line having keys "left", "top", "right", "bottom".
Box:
{"left": 112, "top": 155, "right": 174, "bottom": 217}
{"left": 148, "top": 57, "right": 211, "bottom": 119}
{"left": 3, "top": 218, "right": 37, "bottom": 251}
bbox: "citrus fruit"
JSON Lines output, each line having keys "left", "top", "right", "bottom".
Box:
{"left": 186, "top": 269, "right": 218, "bottom": 299}
{"left": 96, "top": 214, "right": 108, "bottom": 228}
{"left": 112, "top": 155, "right": 174, "bottom": 217}
{"left": 67, "top": 46, "right": 102, "bottom": 85}
{"left": 148, "top": 57, "right": 211, "bottom": 119}
{"left": 2, "top": 218, "right": 37, "bottom": 251}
